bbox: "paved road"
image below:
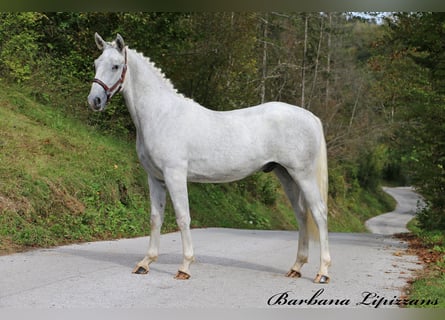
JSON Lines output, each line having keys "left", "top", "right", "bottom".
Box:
{"left": 0, "top": 187, "right": 422, "bottom": 308}
{"left": 365, "top": 187, "right": 424, "bottom": 235}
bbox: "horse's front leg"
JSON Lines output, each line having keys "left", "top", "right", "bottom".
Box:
{"left": 164, "top": 167, "right": 194, "bottom": 280}
{"left": 133, "top": 175, "right": 166, "bottom": 274}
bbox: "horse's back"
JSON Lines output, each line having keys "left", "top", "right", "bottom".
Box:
{"left": 230, "top": 101, "right": 321, "bottom": 130}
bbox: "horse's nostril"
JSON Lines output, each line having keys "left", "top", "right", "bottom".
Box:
{"left": 95, "top": 97, "right": 101, "bottom": 106}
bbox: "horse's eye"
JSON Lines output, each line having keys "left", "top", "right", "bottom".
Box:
{"left": 112, "top": 65, "right": 119, "bottom": 71}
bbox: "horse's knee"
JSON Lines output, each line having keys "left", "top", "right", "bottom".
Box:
{"left": 150, "top": 214, "right": 163, "bottom": 228}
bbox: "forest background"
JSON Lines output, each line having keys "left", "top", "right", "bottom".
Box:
{"left": 0, "top": 12, "right": 444, "bottom": 253}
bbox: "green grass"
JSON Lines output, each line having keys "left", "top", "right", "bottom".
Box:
{"left": 0, "top": 83, "right": 152, "bottom": 249}
{"left": 0, "top": 82, "right": 395, "bottom": 254}
{"left": 328, "top": 187, "right": 396, "bottom": 233}
{"left": 405, "top": 219, "right": 445, "bottom": 308}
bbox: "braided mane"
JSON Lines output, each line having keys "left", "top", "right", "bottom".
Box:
{"left": 129, "top": 48, "right": 186, "bottom": 99}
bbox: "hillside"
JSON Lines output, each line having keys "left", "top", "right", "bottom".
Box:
{"left": 0, "top": 83, "right": 394, "bottom": 254}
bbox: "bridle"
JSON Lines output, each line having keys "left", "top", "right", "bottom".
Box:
{"left": 92, "top": 49, "right": 127, "bottom": 103}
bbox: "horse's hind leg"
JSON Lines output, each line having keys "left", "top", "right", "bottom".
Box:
{"left": 274, "top": 166, "right": 309, "bottom": 279}
{"left": 133, "top": 175, "right": 166, "bottom": 274}
{"left": 296, "top": 176, "right": 331, "bottom": 284}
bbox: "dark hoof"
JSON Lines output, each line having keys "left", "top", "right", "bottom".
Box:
{"left": 286, "top": 269, "right": 302, "bottom": 278}
{"left": 314, "top": 274, "right": 330, "bottom": 284}
{"left": 174, "top": 270, "right": 191, "bottom": 280}
{"left": 132, "top": 266, "right": 149, "bottom": 274}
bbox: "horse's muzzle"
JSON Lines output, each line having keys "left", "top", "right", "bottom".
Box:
{"left": 87, "top": 92, "right": 107, "bottom": 112}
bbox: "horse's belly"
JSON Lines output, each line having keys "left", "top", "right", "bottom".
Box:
{"left": 186, "top": 160, "right": 263, "bottom": 183}
{"left": 187, "top": 172, "right": 255, "bottom": 183}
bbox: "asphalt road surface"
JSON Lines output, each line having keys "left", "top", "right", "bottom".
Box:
{"left": 365, "top": 186, "right": 424, "bottom": 235}
{"left": 0, "top": 187, "right": 423, "bottom": 308}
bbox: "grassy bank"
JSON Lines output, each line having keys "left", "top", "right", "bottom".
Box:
{"left": 403, "top": 219, "right": 445, "bottom": 308}
{"left": 0, "top": 83, "right": 393, "bottom": 254}
{"left": 0, "top": 83, "right": 150, "bottom": 251}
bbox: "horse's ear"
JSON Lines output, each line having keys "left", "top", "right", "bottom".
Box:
{"left": 116, "top": 34, "right": 125, "bottom": 53}
{"left": 95, "top": 32, "right": 106, "bottom": 51}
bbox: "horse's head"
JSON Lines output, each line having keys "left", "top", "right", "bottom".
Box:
{"left": 88, "top": 33, "right": 127, "bottom": 111}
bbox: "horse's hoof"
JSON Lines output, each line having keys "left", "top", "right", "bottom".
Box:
{"left": 132, "top": 265, "right": 149, "bottom": 275}
{"left": 286, "top": 269, "right": 302, "bottom": 278}
{"left": 174, "top": 270, "right": 191, "bottom": 280}
{"left": 314, "top": 274, "right": 330, "bottom": 284}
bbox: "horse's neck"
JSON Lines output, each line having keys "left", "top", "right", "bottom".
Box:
{"left": 122, "top": 49, "right": 183, "bottom": 131}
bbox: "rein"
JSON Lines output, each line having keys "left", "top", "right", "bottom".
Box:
{"left": 92, "top": 49, "right": 127, "bottom": 102}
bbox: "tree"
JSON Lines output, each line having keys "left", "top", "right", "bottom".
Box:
{"left": 0, "top": 12, "right": 43, "bottom": 82}
{"left": 170, "top": 12, "right": 259, "bottom": 110}
{"left": 372, "top": 12, "right": 445, "bottom": 230}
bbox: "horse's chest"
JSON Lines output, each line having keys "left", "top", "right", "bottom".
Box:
{"left": 136, "top": 138, "right": 166, "bottom": 180}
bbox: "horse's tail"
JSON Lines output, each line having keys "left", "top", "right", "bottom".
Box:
{"left": 306, "top": 121, "right": 328, "bottom": 242}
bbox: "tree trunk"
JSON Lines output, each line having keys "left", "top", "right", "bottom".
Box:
{"left": 260, "top": 13, "right": 268, "bottom": 104}
{"left": 308, "top": 14, "right": 324, "bottom": 110}
{"left": 301, "top": 14, "right": 308, "bottom": 108}
{"left": 325, "top": 13, "right": 332, "bottom": 113}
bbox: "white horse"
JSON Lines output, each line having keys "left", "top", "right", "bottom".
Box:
{"left": 87, "top": 33, "right": 331, "bottom": 283}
